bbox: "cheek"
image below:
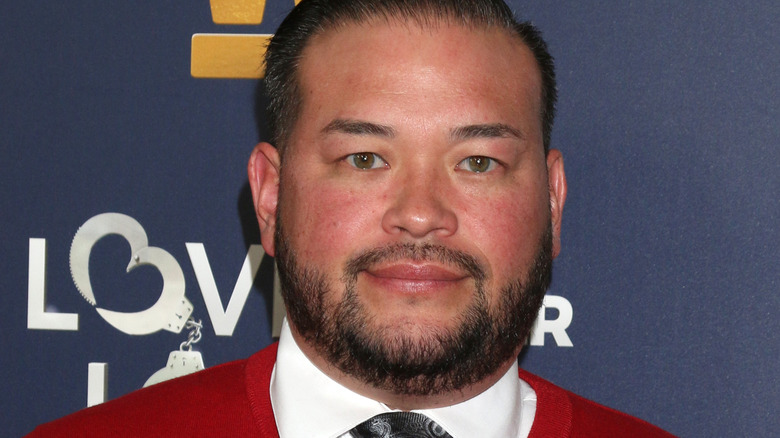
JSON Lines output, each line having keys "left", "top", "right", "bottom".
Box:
{"left": 281, "top": 180, "right": 382, "bottom": 265}
{"left": 462, "top": 187, "right": 549, "bottom": 278}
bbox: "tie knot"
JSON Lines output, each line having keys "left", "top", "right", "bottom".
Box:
{"left": 348, "top": 412, "right": 452, "bottom": 438}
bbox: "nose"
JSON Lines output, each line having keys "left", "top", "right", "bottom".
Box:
{"left": 381, "top": 170, "right": 458, "bottom": 239}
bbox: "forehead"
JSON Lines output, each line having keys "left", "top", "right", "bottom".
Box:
{"left": 291, "top": 19, "right": 543, "bottom": 144}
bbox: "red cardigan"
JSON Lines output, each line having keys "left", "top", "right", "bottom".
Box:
{"left": 27, "top": 343, "right": 674, "bottom": 437}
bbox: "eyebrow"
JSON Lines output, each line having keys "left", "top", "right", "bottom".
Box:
{"left": 451, "top": 123, "right": 524, "bottom": 141}
{"left": 322, "top": 120, "right": 523, "bottom": 142}
{"left": 323, "top": 119, "right": 396, "bottom": 138}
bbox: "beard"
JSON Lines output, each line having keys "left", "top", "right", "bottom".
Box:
{"left": 274, "top": 220, "right": 552, "bottom": 396}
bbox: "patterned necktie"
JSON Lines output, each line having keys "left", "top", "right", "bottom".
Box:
{"left": 347, "top": 412, "right": 453, "bottom": 438}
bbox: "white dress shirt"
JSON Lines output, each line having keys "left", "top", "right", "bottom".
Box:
{"left": 270, "top": 319, "right": 536, "bottom": 437}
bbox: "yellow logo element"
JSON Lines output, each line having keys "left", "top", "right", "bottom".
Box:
{"left": 191, "top": 0, "right": 302, "bottom": 78}
{"left": 210, "top": 0, "right": 266, "bottom": 24}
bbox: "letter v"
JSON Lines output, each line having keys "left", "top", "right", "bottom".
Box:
{"left": 186, "top": 243, "right": 264, "bottom": 336}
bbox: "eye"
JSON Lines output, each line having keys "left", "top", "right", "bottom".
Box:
{"left": 457, "top": 156, "right": 497, "bottom": 173}
{"left": 346, "top": 152, "right": 387, "bottom": 170}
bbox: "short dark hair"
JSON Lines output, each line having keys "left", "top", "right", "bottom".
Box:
{"left": 263, "top": 0, "right": 556, "bottom": 153}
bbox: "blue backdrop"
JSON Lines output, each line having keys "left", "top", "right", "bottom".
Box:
{"left": 2, "top": 1, "right": 777, "bottom": 436}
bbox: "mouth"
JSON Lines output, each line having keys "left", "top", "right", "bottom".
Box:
{"left": 362, "top": 263, "right": 469, "bottom": 293}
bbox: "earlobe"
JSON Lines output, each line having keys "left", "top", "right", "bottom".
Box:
{"left": 248, "top": 142, "right": 281, "bottom": 256}
{"left": 546, "top": 149, "right": 567, "bottom": 258}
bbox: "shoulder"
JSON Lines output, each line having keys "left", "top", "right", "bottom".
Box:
{"left": 520, "top": 369, "right": 676, "bottom": 438}
{"left": 26, "top": 344, "right": 280, "bottom": 437}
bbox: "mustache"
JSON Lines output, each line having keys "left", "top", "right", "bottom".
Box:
{"left": 343, "top": 243, "right": 487, "bottom": 284}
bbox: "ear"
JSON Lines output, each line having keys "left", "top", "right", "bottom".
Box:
{"left": 248, "top": 142, "right": 281, "bottom": 257}
{"left": 546, "top": 149, "right": 567, "bottom": 259}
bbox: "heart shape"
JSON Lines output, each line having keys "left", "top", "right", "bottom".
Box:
{"left": 69, "top": 212, "right": 193, "bottom": 335}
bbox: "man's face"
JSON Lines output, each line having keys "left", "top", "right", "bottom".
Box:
{"left": 252, "top": 20, "right": 566, "bottom": 396}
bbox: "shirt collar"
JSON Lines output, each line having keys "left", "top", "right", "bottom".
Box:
{"left": 270, "top": 319, "right": 536, "bottom": 437}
